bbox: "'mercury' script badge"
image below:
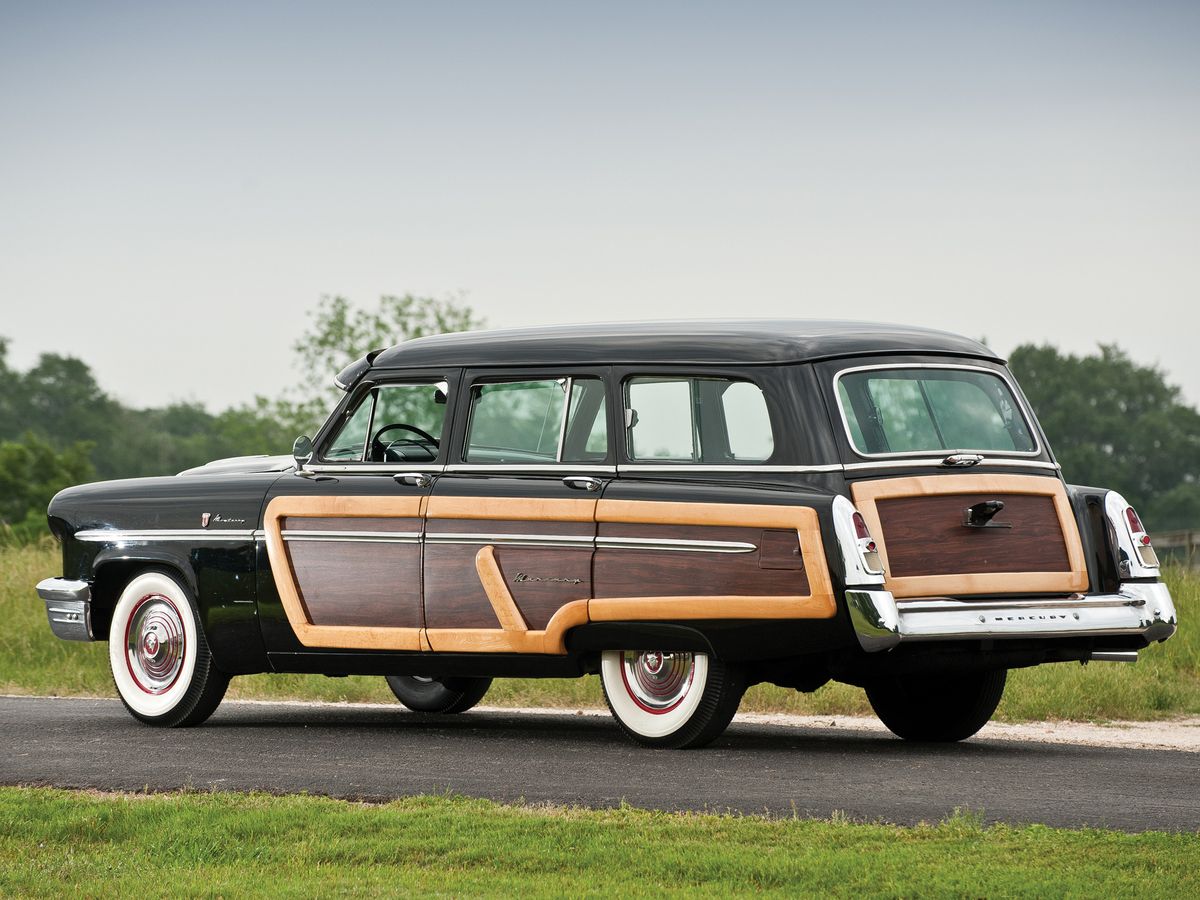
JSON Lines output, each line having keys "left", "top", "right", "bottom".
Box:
{"left": 513, "top": 572, "right": 583, "bottom": 585}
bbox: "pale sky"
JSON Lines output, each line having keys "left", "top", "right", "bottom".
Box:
{"left": 2, "top": 1, "right": 1198, "bottom": 413}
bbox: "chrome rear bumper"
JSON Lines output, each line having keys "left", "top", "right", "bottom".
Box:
{"left": 847, "top": 582, "right": 1177, "bottom": 653}
{"left": 36, "top": 578, "right": 94, "bottom": 642}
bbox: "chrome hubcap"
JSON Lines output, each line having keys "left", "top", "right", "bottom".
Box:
{"left": 620, "top": 650, "right": 695, "bottom": 713}
{"left": 125, "top": 594, "right": 185, "bottom": 694}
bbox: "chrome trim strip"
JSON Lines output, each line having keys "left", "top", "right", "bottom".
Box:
{"left": 832, "top": 362, "right": 1045, "bottom": 460}
{"left": 74, "top": 529, "right": 258, "bottom": 543}
{"left": 444, "top": 464, "right": 618, "bottom": 474}
{"left": 596, "top": 536, "right": 757, "bottom": 554}
{"left": 305, "top": 463, "right": 445, "bottom": 474}
{"left": 841, "top": 458, "right": 1060, "bottom": 472}
{"left": 426, "top": 532, "right": 594, "bottom": 548}
{"left": 896, "top": 596, "right": 1144, "bottom": 613}
{"left": 281, "top": 530, "right": 421, "bottom": 544}
{"left": 616, "top": 464, "right": 844, "bottom": 474}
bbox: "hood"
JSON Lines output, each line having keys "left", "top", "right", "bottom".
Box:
{"left": 177, "top": 454, "right": 295, "bottom": 477}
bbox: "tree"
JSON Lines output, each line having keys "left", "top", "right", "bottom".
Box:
{"left": 1008, "top": 343, "right": 1200, "bottom": 530}
{"left": 0, "top": 432, "right": 95, "bottom": 544}
{"left": 275, "top": 294, "right": 485, "bottom": 434}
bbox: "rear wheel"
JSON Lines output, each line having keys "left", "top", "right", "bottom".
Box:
{"left": 108, "top": 569, "right": 228, "bottom": 727}
{"left": 600, "top": 650, "right": 745, "bottom": 749}
{"left": 384, "top": 675, "right": 492, "bottom": 713}
{"left": 866, "top": 669, "right": 1007, "bottom": 742}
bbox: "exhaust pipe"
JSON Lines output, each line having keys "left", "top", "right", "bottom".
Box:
{"left": 1089, "top": 650, "right": 1139, "bottom": 663}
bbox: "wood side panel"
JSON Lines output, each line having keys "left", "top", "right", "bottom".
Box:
{"left": 876, "top": 494, "right": 1069, "bottom": 576}
{"left": 423, "top": 543, "right": 499, "bottom": 629}
{"left": 850, "top": 473, "right": 1089, "bottom": 599}
{"left": 474, "top": 546, "right": 529, "bottom": 632}
{"left": 593, "top": 500, "right": 837, "bottom": 620}
{"left": 426, "top": 518, "right": 589, "bottom": 537}
{"left": 289, "top": 541, "right": 423, "bottom": 628}
{"left": 263, "top": 495, "right": 423, "bottom": 651}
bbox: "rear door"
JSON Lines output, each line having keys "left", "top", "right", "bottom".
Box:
{"left": 422, "top": 368, "right": 615, "bottom": 653}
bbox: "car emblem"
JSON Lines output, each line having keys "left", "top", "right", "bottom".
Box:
{"left": 201, "top": 513, "right": 211, "bottom": 528}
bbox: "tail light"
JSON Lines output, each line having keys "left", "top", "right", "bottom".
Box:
{"left": 1104, "top": 491, "right": 1160, "bottom": 577}
{"left": 833, "top": 496, "right": 885, "bottom": 583}
{"left": 1123, "top": 505, "right": 1160, "bottom": 568}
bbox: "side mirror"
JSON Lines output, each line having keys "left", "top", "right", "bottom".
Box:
{"left": 292, "top": 435, "right": 314, "bottom": 469}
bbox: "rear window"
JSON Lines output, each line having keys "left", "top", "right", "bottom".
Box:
{"left": 836, "top": 367, "right": 1036, "bottom": 456}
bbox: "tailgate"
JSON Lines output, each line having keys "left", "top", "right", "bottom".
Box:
{"left": 851, "top": 473, "right": 1088, "bottom": 598}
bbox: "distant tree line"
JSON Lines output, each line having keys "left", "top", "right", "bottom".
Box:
{"left": 0, "top": 299, "right": 1196, "bottom": 542}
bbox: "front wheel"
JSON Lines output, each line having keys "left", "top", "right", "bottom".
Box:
{"left": 600, "top": 650, "right": 745, "bottom": 749}
{"left": 385, "top": 675, "right": 492, "bottom": 713}
{"left": 108, "top": 569, "right": 228, "bottom": 727}
{"left": 866, "top": 669, "right": 1007, "bottom": 742}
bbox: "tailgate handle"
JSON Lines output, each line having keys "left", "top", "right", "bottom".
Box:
{"left": 963, "top": 500, "right": 1012, "bottom": 529}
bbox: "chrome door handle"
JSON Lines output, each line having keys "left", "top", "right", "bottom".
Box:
{"left": 562, "top": 476, "right": 603, "bottom": 492}
{"left": 394, "top": 473, "right": 433, "bottom": 488}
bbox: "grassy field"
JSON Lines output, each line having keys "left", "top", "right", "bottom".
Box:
{"left": 2, "top": 541, "right": 1197, "bottom": 721}
{"left": 1, "top": 787, "right": 1197, "bottom": 897}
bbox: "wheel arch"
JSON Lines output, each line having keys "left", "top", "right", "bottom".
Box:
{"left": 90, "top": 550, "right": 198, "bottom": 641}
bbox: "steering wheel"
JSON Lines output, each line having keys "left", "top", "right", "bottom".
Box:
{"left": 370, "top": 423, "right": 440, "bottom": 462}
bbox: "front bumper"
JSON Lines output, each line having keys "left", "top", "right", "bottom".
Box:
{"left": 36, "top": 578, "right": 94, "bottom": 642}
{"left": 847, "top": 582, "right": 1178, "bottom": 653}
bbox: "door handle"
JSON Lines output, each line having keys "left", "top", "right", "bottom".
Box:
{"left": 562, "top": 476, "right": 603, "bottom": 492}
{"left": 394, "top": 472, "right": 433, "bottom": 488}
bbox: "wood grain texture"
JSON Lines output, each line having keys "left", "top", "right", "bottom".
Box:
{"left": 850, "top": 473, "right": 1088, "bottom": 599}
{"left": 283, "top": 516, "right": 420, "bottom": 533}
{"left": 876, "top": 494, "right": 1068, "bottom": 576}
{"left": 289, "top": 541, "right": 423, "bottom": 628}
{"left": 424, "top": 599, "right": 589, "bottom": 654}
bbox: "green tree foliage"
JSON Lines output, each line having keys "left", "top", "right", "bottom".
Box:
{"left": 1009, "top": 344, "right": 1200, "bottom": 530}
{"left": 274, "top": 294, "right": 484, "bottom": 434}
{"left": 0, "top": 433, "right": 95, "bottom": 544}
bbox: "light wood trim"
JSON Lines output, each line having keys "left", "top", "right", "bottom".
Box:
{"left": 263, "top": 495, "right": 424, "bottom": 651}
{"left": 427, "top": 496, "right": 596, "bottom": 522}
{"left": 423, "top": 599, "right": 589, "bottom": 654}
{"left": 850, "top": 473, "right": 1089, "bottom": 599}
{"left": 474, "top": 546, "right": 529, "bottom": 632}
{"left": 595, "top": 499, "right": 837, "bottom": 619}
{"left": 589, "top": 594, "right": 835, "bottom": 622}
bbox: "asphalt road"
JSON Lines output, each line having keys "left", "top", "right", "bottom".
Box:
{"left": 2, "top": 696, "right": 1197, "bottom": 832}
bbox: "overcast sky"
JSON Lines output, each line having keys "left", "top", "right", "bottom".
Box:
{"left": 1, "top": 1, "right": 1197, "bottom": 413}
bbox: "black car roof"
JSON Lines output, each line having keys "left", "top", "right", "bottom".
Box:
{"left": 369, "top": 319, "right": 1000, "bottom": 370}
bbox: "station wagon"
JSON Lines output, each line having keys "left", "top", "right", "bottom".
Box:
{"left": 37, "top": 320, "right": 1178, "bottom": 747}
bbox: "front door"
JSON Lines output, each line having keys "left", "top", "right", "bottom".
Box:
{"left": 261, "top": 374, "right": 454, "bottom": 652}
{"left": 422, "top": 370, "right": 614, "bottom": 654}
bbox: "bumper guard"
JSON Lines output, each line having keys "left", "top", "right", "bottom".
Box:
{"left": 36, "top": 578, "right": 95, "bottom": 642}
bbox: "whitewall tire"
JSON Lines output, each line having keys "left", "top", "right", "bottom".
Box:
{"left": 600, "top": 650, "right": 745, "bottom": 749}
{"left": 108, "top": 569, "right": 228, "bottom": 727}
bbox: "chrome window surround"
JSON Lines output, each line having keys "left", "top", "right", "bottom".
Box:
{"left": 832, "top": 363, "right": 1044, "bottom": 460}
{"left": 316, "top": 379, "right": 451, "bottom": 467}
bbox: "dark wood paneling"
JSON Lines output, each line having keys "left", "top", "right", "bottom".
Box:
{"left": 287, "top": 542, "right": 423, "bottom": 627}
{"left": 422, "top": 544, "right": 498, "bottom": 629}
{"left": 759, "top": 529, "right": 805, "bottom": 570}
{"left": 495, "top": 547, "right": 591, "bottom": 630}
{"left": 594, "top": 523, "right": 809, "bottom": 599}
{"left": 876, "top": 494, "right": 1069, "bottom": 577}
{"left": 283, "top": 516, "right": 421, "bottom": 533}
{"left": 425, "top": 518, "right": 591, "bottom": 537}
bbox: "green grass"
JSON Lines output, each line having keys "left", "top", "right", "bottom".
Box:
{"left": 0, "top": 788, "right": 1196, "bottom": 898}
{"left": 3, "top": 542, "right": 1197, "bottom": 721}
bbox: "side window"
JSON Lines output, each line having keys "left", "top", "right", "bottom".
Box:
{"left": 465, "top": 377, "right": 609, "bottom": 464}
{"left": 625, "top": 376, "right": 774, "bottom": 463}
{"left": 321, "top": 382, "right": 448, "bottom": 463}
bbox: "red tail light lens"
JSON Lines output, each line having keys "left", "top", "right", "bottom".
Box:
{"left": 852, "top": 512, "right": 871, "bottom": 540}
{"left": 1125, "top": 507, "right": 1145, "bottom": 535}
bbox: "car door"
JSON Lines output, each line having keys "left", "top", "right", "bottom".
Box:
{"left": 259, "top": 372, "right": 456, "bottom": 653}
{"left": 422, "top": 368, "right": 616, "bottom": 654}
